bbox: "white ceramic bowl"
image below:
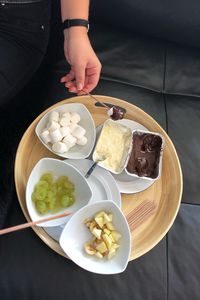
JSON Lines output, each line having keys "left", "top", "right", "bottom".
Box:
{"left": 59, "top": 200, "right": 131, "bottom": 274}
{"left": 35, "top": 103, "right": 96, "bottom": 159}
{"left": 26, "top": 158, "right": 92, "bottom": 227}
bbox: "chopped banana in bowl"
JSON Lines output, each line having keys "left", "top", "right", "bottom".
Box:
{"left": 59, "top": 201, "right": 131, "bottom": 274}
{"left": 84, "top": 211, "right": 122, "bottom": 260}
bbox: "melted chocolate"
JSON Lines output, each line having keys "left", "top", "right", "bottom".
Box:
{"left": 110, "top": 106, "right": 125, "bottom": 120}
{"left": 126, "top": 131, "right": 163, "bottom": 178}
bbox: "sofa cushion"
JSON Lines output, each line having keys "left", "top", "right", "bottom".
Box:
{"left": 90, "top": 0, "right": 200, "bottom": 49}
{"left": 166, "top": 95, "right": 200, "bottom": 205}
{"left": 168, "top": 203, "right": 200, "bottom": 299}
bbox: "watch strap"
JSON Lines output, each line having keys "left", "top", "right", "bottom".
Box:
{"left": 62, "top": 19, "right": 89, "bottom": 31}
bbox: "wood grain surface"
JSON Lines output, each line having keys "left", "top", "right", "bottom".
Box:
{"left": 14, "top": 95, "right": 183, "bottom": 260}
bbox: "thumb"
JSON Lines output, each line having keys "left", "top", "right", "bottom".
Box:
{"left": 74, "top": 64, "right": 86, "bottom": 91}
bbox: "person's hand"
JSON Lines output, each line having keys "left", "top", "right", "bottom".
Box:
{"left": 60, "top": 27, "right": 101, "bottom": 95}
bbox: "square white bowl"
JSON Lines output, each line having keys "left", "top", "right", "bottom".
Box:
{"left": 92, "top": 119, "right": 132, "bottom": 174}
{"left": 35, "top": 103, "right": 96, "bottom": 159}
{"left": 59, "top": 200, "right": 131, "bottom": 274}
{"left": 26, "top": 158, "right": 92, "bottom": 227}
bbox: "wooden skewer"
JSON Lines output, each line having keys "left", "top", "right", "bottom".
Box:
{"left": 0, "top": 201, "right": 156, "bottom": 236}
{"left": 0, "top": 211, "right": 71, "bottom": 236}
{"left": 126, "top": 201, "right": 156, "bottom": 232}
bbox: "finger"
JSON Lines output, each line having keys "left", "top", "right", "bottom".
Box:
{"left": 60, "top": 70, "right": 75, "bottom": 83}
{"left": 68, "top": 86, "right": 78, "bottom": 93}
{"left": 74, "top": 64, "right": 86, "bottom": 91}
{"left": 84, "top": 66, "right": 101, "bottom": 92}
{"left": 65, "top": 81, "right": 74, "bottom": 88}
{"left": 84, "top": 75, "right": 100, "bottom": 93}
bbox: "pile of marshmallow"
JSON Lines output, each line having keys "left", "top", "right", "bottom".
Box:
{"left": 40, "top": 110, "right": 87, "bottom": 154}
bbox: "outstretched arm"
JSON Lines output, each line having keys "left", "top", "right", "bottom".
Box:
{"left": 60, "top": 0, "right": 102, "bottom": 94}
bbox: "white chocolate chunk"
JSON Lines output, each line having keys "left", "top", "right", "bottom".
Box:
{"left": 40, "top": 130, "right": 51, "bottom": 144}
{"left": 76, "top": 136, "right": 88, "bottom": 145}
{"left": 47, "top": 120, "right": 60, "bottom": 131}
{"left": 49, "top": 128, "right": 63, "bottom": 143}
{"left": 52, "top": 142, "right": 68, "bottom": 153}
{"left": 63, "top": 134, "right": 77, "bottom": 148}
{"left": 70, "top": 112, "right": 81, "bottom": 123}
{"left": 49, "top": 111, "right": 59, "bottom": 122}
{"left": 60, "top": 126, "right": 70, "bottom": 138}
{"left": 72, "top": 125, "right": 86, "bottom": 139}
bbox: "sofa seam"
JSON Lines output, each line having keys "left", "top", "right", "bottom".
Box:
{"left": 97, "top": 76, "right": 200, "bottom": 99}
{"left": 181, "top": 202, "right": 200, "bottom": 206}
{"left": 162, "top": 42, "right": 167, "bottom": 92}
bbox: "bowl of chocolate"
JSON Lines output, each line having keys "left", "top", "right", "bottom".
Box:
{"left": 125, "top": 130, "right": 164, "bottom": 180}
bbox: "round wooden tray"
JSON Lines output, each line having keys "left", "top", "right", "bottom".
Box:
{"left": 14, "top": 95, "right": 183, "bottom": 260}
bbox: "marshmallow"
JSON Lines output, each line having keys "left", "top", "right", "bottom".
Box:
{"left": 60, "top": 116, "right": 71, "bottom": 127}
{"left": 52, "top": 142, "right": 68, "bottom": 153}
{"left": 68, "top": 123, "right": 78, "bottom": 133}
{"left": 47, "top": 120, "right": 60, "bottom": 131}
{"left": 107, "top": 107, "right": 113, "bottom": 117}
{"left": 70, "top": 112, "right": 81, "bottom": 124}
{"left": 76, "top": 136, "right": 88, "bottom": 146}
{"left": 60, "top": 126, "right": 70, "bottom": 138}
{"left": 63, "top": 134, "right": 77, "bottom": 149}
{"left": 49, "top": 111, "right": 59, "bottom": 122}
{"left": 40, "top": 130, "right": 51, "bottom": 144}
{"left": 49, "top": 128, "right": 63, "bottom": 143}
{"left": 60, "top": 111, "right": 71, "bottom": 119}
{"left": 71, "top": 125, "right": 86, "bottom": 139}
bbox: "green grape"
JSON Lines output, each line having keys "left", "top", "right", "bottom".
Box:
{"left": 35, "top": 187, "right": 47, "bottom": 201}
{"left": 64, "top": 181, "right": 75, "bottom": 191}
{"left": 31, "top": 192, "right": 37, "bottom": 203}
{"left": 60, "top": 195, "right": 70, "bottom": 207}
{"left": 44, "top": 190, "right": 54, "bottom": 203}
{"left": 32, "top": 173, "right": 76, "bottom": 214}
{"left": 57, "top": 186, "right": 68, "bottom": 198}
{"left": 55, "top": 176, "right": 69, "bottom": 187}
{"left": 49, "top": 184, "right": 57, "bottom": 194}
{"left": 35, "top": 180, "right": 49, "bottom": 191}
{"left": 51, "top": 199, "right": 62, "bottom": 213}
{"left": 68, "top": 195, "right": 75, "bottom": 206}
{"left": 40, "top": 173, "right": 53, "bottom": 185}
{"left": 35, "top": 200, "right": 48, "bottom": 214}
{"left": 48, "top": 196, "right": 56, "bottom": 210}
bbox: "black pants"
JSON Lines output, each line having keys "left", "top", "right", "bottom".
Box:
{"left": 0, "top": 0, "right": 51, "bottom": 227}
{"left": 0, "top": 0, "right": 51, "bottom": 104}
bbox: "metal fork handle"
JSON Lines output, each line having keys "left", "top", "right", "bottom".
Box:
{"left": 85, "top": 161, "right": 98, "bottom": 178}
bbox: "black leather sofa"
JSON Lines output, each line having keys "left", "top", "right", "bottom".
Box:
{"left": 0, "top": 1, "right": 200, "bottom": 299}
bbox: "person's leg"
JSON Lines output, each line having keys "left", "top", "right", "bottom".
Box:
{"left": 0, "top": 0, "right": 52, "bottom": 227}
{"left": 0, "top": 0, "right": 51, "bottom": 104}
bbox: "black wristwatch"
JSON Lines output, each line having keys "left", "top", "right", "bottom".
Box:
{"left": 62, "top": 19, "right": 89, "bottom": 32}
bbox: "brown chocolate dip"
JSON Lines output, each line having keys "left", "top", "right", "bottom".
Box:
{"left": 126, "top": 131, "right": 163, "bottom": 178}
